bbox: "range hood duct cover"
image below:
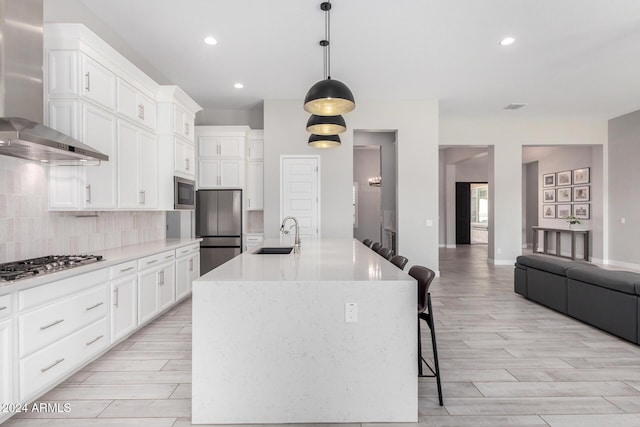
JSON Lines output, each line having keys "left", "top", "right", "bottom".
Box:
{"left": 0, "top": 0, "right": 108, "bottom": 163}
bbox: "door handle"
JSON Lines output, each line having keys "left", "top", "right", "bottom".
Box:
{"left": 85, "top": 72, "right": 90, "bottom": 92}
{"left": 114, "top": 288, "right": 119, "bottom": 308}
{"left": 86, "top": 184, "right": 92, "bottom": 204}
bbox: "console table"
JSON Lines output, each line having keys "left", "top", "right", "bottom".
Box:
{"left": 532, "top": 226, "right": 590, "bottom": 261}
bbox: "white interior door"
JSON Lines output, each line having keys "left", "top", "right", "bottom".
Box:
{"left": 281, "top": 156, "right": 320, "bottom": 239}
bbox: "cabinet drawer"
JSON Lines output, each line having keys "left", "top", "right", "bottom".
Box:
{"left": 19, "top": 268, "right": 108, "bottom": 311}
{"left": 20, "top": 317, "right": 108, "bottom": 401}
{"left": 19, "top": 285, "right": 108, "bottom": 357}
{"left": 0, "top": 294, "right": 12, "bottom": 320}
{"left": 138, "top": 250, "right": 175, "bottom": 270}
{"left": 176, "top": 243, "right": 200, "bottom": 258}
{"left": 110, "top": 260, "right": 138, "bottom": 280}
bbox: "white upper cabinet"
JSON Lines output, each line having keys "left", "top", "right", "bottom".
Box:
{"left": 82, "top": 103, "right": 118, "bottom": 209}
{"left": 247, "top": 130, "right": 264, "bottom": 160}
{"left": 196, "top": 126, "right": 249, "bottom": 189}
{"left": 246, "top": 161, "right": 264, "bottom": 211}
{"left": 80, "top": 53, "right": 116, "bottom": 110}
{"left": 117, "top": 78, "right": 157, "bottom": 131}
{"left": 117, "top": 120, "right": 158, "bottom": 210}
{"left": 174, "top": 105, "right": 195, "bottom": 142}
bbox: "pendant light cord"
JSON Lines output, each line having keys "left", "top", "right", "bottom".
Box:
{"left": 321, "top": 1, "right": 332, "bottom": 80}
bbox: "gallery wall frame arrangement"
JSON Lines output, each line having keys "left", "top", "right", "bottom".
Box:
{"left": 540, "top": 167, "right": 591, "bottom": 223}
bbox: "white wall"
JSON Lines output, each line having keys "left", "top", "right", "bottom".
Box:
{"left": 607, "top": 110, "right": 640, "bottom": 267}
{"left": 196, "top": 105, "right": 264, "bottom": 130}
{"left": 441, "top": 118, "right": 607, "bottom": 264}
{"left": 264, "top": 100, "right": 439, "bottom": 271}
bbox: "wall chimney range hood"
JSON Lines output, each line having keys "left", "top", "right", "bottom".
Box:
{"left": 0, "top": 0, "right": 108, "bottom": 164}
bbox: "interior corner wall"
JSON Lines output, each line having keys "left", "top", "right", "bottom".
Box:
{"left": 438, "top": 151, "right": 446, "bottom": 247}
{"left": 608, "top": 110, "right": 640, "bottom": 267}
{"left": 263, "top": 100, "right": 439, "bottom": 272}
{"left": 440, "top": 118, "right": 607, "bottom": 265}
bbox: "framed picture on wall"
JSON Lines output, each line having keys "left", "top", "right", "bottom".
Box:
{"left": 543, "top": 189, "right": 556, "bottom": 203}
{"left": 573, "top": 185, "right": 590, "bottom": 202}
{"left": 573, "top": 167, "right": 590, "bottom": 184}
{"left": 557, "top": 187, "right": 572, "bottom": 202}
{"left": 543, "top": 173, "right": 556, "bottom": 187}
{"left": 543, "top": 204, "right": 556, "bottom": 218}
{"left": 557, "top": 204, "right": 572, "bottom": 219}
{"left": 573, "top": 203, "right": 590, "bottom": 219}
{"left": 557, "top": 170, "right": 572, "bottom": 186}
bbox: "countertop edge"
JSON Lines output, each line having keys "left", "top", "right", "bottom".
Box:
{"left": 0, "top": 238, "right": 202, "bottom": 295}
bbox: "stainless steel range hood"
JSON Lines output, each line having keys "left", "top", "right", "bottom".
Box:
{"left": 0, "top": 0, "right": 108, "bottom": 163}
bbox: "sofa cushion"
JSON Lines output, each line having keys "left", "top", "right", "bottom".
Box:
{"left": 516, "top": 254, "right": 597, "bottom": 276}
{"left": 567, "top": 267, "right": 640, "bottom": 296}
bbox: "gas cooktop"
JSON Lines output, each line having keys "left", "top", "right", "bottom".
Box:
{"left": 0, "top": 255, "right": 104, "bottom": 282}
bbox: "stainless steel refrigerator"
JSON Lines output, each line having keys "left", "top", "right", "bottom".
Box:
{"left": 196, "top": 190, "right": 242, "bottom": 275}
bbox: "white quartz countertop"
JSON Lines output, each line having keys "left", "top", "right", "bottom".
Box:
{"left": 0, "top": 238, "right": 202, "bottom": 294}
{"left": 196, "top": 238, "right": 412, "bottom": 282}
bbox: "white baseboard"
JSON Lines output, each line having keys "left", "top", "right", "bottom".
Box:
{"left": 601, "top": 258, "right": 640, "bottom": 271}
{"left": 438, "top": 244, "right": 445, "bottom": 248}
{"left": 445, "top": 244, "right": 456, "bottom": 249}
{"left": 522, "top": 243, "right": 532, "bottom": 249}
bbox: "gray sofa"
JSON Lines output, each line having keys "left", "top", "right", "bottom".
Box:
{"left": 514, "top": 254, "right": 640, "bottom": 344}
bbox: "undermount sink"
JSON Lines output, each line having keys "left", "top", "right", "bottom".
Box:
{"left": 253, "top": 246, "right": 294, "bottom": 255}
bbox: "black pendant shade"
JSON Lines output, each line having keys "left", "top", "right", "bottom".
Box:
{"left": 308, "top": 133, "right": 341, "bottom": 149}
{"left": 306, "top": 114, "right": 346, "bottom": 135}
{"left": 304, "top": 78, "right": 356, "bottom": 116}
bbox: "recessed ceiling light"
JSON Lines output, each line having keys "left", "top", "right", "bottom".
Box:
{"left": 40, "top": 159, "right": 49, "bottom": 163}
{"left": 234, "top": 83, "right": 244, "bottom": 89}
{"left": 500, "top": 37, "right": 515, "bottom": 46}
{"left": 204, "top": 36, "right": 218, "bottom": 46}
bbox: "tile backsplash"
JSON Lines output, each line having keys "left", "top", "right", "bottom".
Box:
{"left": 0, "top": 157, "right": 165, "bottom": 263}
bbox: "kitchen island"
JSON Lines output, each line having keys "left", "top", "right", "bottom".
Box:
{"left": 192, "top": 238, "right": 417, "bottom": 424}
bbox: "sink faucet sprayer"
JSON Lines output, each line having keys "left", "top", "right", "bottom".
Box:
{"left": 280, "top": 216, "right": 300, "bottom": 252}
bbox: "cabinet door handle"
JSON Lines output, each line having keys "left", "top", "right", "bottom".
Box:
{"left": 120, "top": 266, "right": 134, "bottom": 273}
{"left": 85, "top": 301, "right": 104, "bottom": 311}
{"left": 184, "top": 123, "right": 189, "bottom": 135}
{"left": 114, "top": 288, "right": 119, "bottom": 308}
{"left": 248, "top": 198, "right": 251, "bottom": 209}
{"left": 85, "top": 72, "right": 90, "bottom": 92}
{"left": 139, "top": 190, "right": 146, "bottom": 205}
{"left": 185, "top": 158, "right": 190, "bottom": 171}
{"left": 86, "top": 335, "right": 104, "bottom": 346}
{"left": 86, "top": 184, "right": 91, "bottom": 204}
{"left": 138, "top": 104, "right": 143, "bottom": 119}
{"left": 158, "top": 270, "right": 164, "bottom": 285}
{"left": 0, "top": 306, "right": 7, "bottom": 311}
{"left": 146, "top": 259, "right": 158, "bottom": 265}
{"left": 165, "top": 255, "right": 174, "bottom": 260}
{"left": 141, "top": 104, "right": 145, "bottom": 120}
{"left": 41, "top": 358, "right": 65, "bottom": 373}
{"left": 40, "top": 319, "right": 64, "bottom": 330}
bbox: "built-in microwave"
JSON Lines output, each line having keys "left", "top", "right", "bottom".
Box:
{"left": 174, "top": 176, "right": 196, "bottom": 210}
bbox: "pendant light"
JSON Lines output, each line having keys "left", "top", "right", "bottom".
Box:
{"left": 308, "top": 133, "right": 341, "bottom": 149}
{"left": 304, "top": 1, "right": 355, "bottom": 117}
{"left": 306, "top": 114, "right": 346, "bottom": 135}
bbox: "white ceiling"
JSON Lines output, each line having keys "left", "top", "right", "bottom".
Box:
{"left": 74, "top": 0, "right": 640, "bottom": 119}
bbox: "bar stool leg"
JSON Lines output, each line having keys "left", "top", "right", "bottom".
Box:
{"left": 427, "top": 295, "right": 443, "bottom": 406}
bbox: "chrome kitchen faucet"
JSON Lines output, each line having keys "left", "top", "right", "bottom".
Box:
{"left": 280, "top": 216, "right": 301, "bottom": 252}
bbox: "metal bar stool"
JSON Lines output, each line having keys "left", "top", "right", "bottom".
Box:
{"left": 362, "top": 239, "right": 372, "bottom": 247}
{"left": 408, "top": 265, "right": 443, "bottom": 406}
{"left": 389, "top": 255, "right": 408, "bottom": 270}
{"left": 371, "top": 242, "right": 382, "bottom": 252}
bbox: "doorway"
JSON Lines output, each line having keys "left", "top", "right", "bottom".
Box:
{"left": 456, "top": 182, "right": 488, "bottom": 244}
{"left": 353, "top": 131, "right": 397, "bottom": 253}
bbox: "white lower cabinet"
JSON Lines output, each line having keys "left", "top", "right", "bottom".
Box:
{"left": 137, "top": 250, "right": 176, "bottom": 325}
{"left": 110, "top": 275, "right": 138, "bottom": 343}
{"left": 0, "top": 319, "right": 13, "bottom": 410}
{"left": 20, "top": 318, "right": 108, "bottom": 401}
{"left": 176, "top": 244, "right": 200, "bottom": 300}
{"left": 3, "top": 242, "right": 198, "bottom": 416}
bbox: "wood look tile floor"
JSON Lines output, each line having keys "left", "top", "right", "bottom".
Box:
{"left": 5, "top": 245, "right": 640, "bottom": 427}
